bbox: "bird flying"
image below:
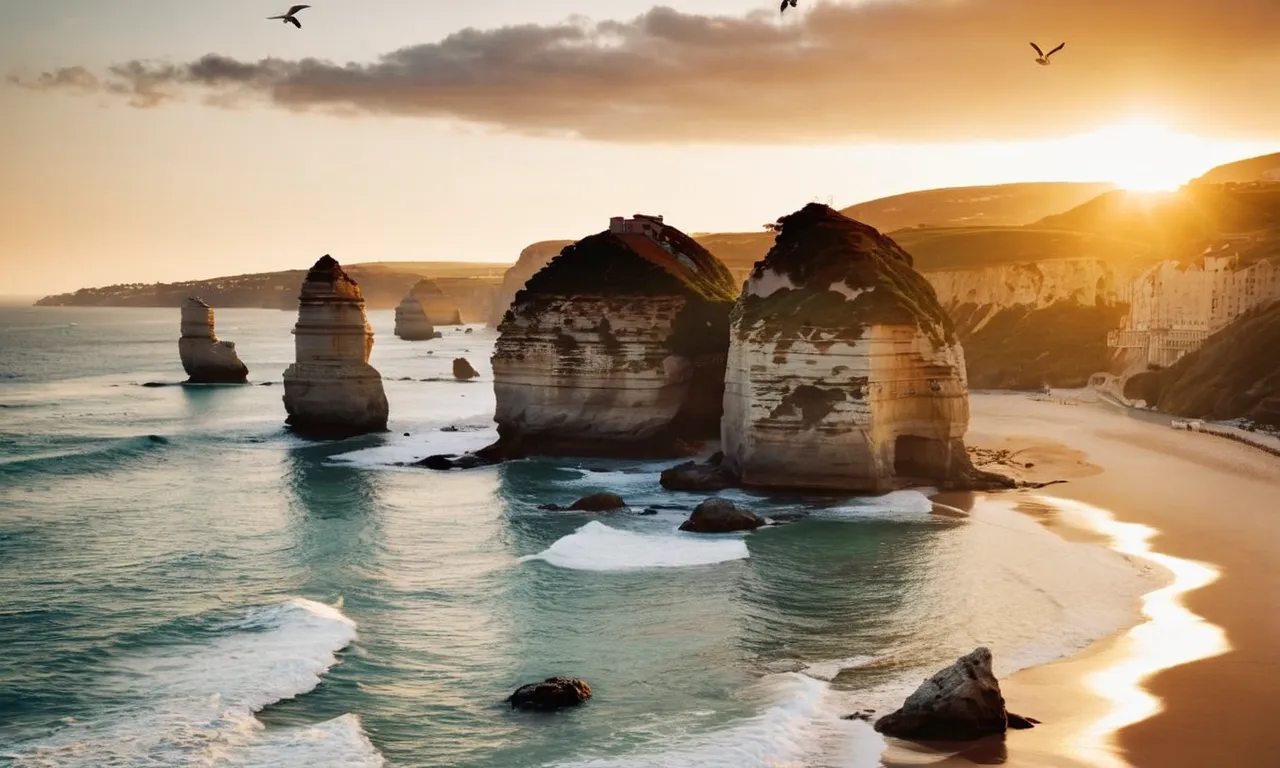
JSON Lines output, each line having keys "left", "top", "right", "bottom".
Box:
{"left": 268, "top": 4, "right": 310, "bottom": 29}
{"left": 1030, "top": 42, "right": 1065, "bottom": 66}
{"left": 780, "top": 0, "right": 798, "bottom": 13}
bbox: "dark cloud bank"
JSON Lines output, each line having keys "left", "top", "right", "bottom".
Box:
{"left": 11, "top": 1, "right": 1280, "bottom": 143}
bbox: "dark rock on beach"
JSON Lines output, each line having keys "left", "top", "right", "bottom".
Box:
{"left": 507, "top": 677, "right": 592, "bottom": 711}
{"left": 678, "top": 498, "right": 765, "bottom": 533}
{"left": 874, "top": 647, "right": 1031, "bottom": 742}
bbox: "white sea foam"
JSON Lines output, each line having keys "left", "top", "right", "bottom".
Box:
{"left": 808, "top": 489, "right": 937, "bottom": 522}
{"left": 521, "top": 521, "right": 749, "bottom": 571}
{"left": 555, "top": 673, "right": 875, "bottom": 768}
{"left": 328, "top": 423, "right": 499, "bottom": 471}
{"left": 799, "top": 655, "right": 881, "bottom": 682}
{"left": 5, "top": 598, "right": 382, "bottom": 768}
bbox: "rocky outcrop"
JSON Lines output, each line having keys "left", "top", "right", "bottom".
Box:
{"left": 408, "top": 279, "right": 463, "bottom": 326}
{"left": 490, "top": 240, "right": 577, "bottom": 327}
{"left": 874, "top": 647, "right": 1019, "bottom": 741}
{"left": 178, "top": 297, "right": 248, "bottom": 383}
{"left": 453, "top": 358, "right": 480, "bottom": 380}
{"left": 678, "top": 498, "right": 765, "bottom": 533}
{"left": 394, "top": 295, "right": 436, "bottom": 340}
{"left": 722, "top": 204, "right": 971, "bottom": 492}
{"left": 507, "top": 677, "right": 592, "bottom": 711}
{"left": 487, "top": 219, "right": 738, "bottom": 459}
{"left": 282, "top": 255, "right": 389, "bottom": 438}
{"left": 538, "top": 493, "right": 626, "bottom": 512}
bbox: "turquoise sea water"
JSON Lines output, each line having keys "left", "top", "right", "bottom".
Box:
{"left": 0, "top": 307, "right": 1160, "bottom": 767}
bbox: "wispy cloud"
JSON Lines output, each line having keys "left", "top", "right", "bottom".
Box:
{"left": 11, "top": 1, "right": 1280, "bottom": 142}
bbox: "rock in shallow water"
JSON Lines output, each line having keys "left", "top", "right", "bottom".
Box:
{"left": 678, "top": 498, "right": 764, "bottom": 533}
{"left": 507, "top": 677, "right": 592, "bottom": 711}
{"left": 179, "top": 297, "right": 249, "bottom": 384}
{"left": 538, "top": 493, "right": 627, "bottom": 512}
{"left": 874, "top": 646, "right": 1027, "bottom": 742}
{"left": 453, "top": 357, "right": 480, "bottom": 380}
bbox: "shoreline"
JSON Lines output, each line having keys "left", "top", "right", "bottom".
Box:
{"left": 892, "top": 393, "right": 1279, "bottom": 768}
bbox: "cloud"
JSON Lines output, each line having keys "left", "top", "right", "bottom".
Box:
{"left": 11, "top": 1, "right": 1280, "bottom": 143}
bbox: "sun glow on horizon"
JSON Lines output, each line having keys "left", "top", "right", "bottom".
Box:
{"left": 1057, "top": 120, "right": 1227, "bottom": 192}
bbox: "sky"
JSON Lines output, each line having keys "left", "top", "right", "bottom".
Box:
{"left": 4, "top": 0, "right": 1280, "bottom": 296}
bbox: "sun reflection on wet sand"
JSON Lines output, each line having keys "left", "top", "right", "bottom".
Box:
{"left": 1040, "top": 496, "right": 1230, "bottom": 768}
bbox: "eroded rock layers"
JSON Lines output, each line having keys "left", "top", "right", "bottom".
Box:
{"left": 487, "top": 223, "right": 738, "bottom": 458}
{"left": 282, "top": 255, "right": 389, "bottom": 437}
{"left": 722, "top": 203, "right": 971, "bottom": 491}
{"left": 179, "top": 297, "right": 249, "bottom": 383}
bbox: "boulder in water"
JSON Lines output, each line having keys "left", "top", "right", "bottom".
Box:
{"left": 874, "top": 647, "right": 1020, "bottom": 741}
{"left": 539, "top": 493, "right": 626, "bottom": 512}
{"left": 678, "top": 498, "right": 765, "bottom": 533}
{"left": 507, "top": 677, "right": 592, "bottom": 711}
{"left": 453, "top": 358, "right": 480, "bottom": 380}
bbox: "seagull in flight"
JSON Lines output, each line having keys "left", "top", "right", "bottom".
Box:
{"left": 780, "top": 0, "right": 798, "bottom": 12}
{"left": 268, "top": 4, "right": 310, "bottom": 29}
{"left": 1030, "top": 42, "right": 1065, "bottom": 66}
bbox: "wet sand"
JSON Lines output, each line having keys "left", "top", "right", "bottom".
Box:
{"left": 887, "top": 392, "right": 1280, "bottom": 768}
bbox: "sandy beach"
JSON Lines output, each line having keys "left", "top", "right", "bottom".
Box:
{"left": 888, "top": 392, "right": 1280, "bottom": 768}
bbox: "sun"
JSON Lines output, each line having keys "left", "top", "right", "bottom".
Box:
{"left": 1067, "top": 121, "right": 1202, "bottom": 192}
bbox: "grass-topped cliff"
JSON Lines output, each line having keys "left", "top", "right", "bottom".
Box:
{"left": 734, "top": 204, "right": 957, "bottom": 348}
{"left": 1124, "top": 302, "right": 1280, "bottom": 428}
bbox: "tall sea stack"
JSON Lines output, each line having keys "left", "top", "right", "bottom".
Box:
{"left": 486, "top": 214, "right": 737, "bottom": 458}
{"left": 179, "top": 297, "right": 248, "bottom": 383}
{"left": 721, "top": 204, "right": 971, "bottom": 491}
{"left": 282, "top": 255, "right": 389, "bottom": 437}
{"left": 394, "top": 294, "right": 436, "bottom": 340}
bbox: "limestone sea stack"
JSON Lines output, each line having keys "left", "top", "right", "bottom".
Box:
{"left": 178, "top": 297, "right": 248, "bottom": 383}
{"left": 282, "top": 255, "right": 389, "bottom": 437}
{"left": 394, "top": 293, "right": 436, "bottom": 340}
{"left": 721, "top": 204, "right": 971, "bottom": 491}
{"left": 408, "top": 279, "right": 463, "bottom": 326}
{"left": 486, "top": 214, "right": 738, "bottom": 459}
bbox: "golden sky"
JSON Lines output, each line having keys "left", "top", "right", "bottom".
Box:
{"left": 3, "top": 0, "right": 1279, "bottom": 295}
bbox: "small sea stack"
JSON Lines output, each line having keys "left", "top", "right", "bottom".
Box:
{"left": 394, "top": 294, "right": 436, "bottom": 341}
{"left": 282, "top": 255, "right": 389, "bottom": 438}
{"left": 486, "top": 214, "right": 738, "bottom": 459}
{"left": 408, "top": 279, "right": 463, "bottom": 326}
{"left": 720, "top": 203, "right": 972, "bottom": 491}
{"left": 453, "top": 357, "right": 480, "bottom": 380}
{"left": 178, "top": 297, "right": 248, "bottom": 383}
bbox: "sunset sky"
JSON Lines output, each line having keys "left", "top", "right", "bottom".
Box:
{"left": 5, "top": 0, "right": 1280, "bottom": 296}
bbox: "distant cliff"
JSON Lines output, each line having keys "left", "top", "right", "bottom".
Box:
{"left": 1125, "top": 302, "right": 1280, "bottom": 428}
{"left": 840, "top": 182, "right": 1116, "bottom": 232}
{"left": 488, "top": 240, "right": 576, "bottom": 326}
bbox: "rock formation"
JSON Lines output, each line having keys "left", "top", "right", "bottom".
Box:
{"left": 678, "top": 498, "right": 765, "bottom": 533}
{"left": 486, "top": 216, "right": 738, "bottom": 459}
{"left": 408, "top": 279, "right": 463, "bottom": 326}
{"left": 282, "top": 255, "right": 389, "bottom": 438}
{"left": 538, "top": 493, "right": 626, "bottom": 512}
{"left": 507, "top": 677, "right": 593, "bottom": 711}
{"left": 490, "top": 240, "right": 577, "bottom": 327}
{"left": 394, "top": 294, "right": 436, "bottom": 341}
{"left": 874, "top": 647, "right": 1030, "bottom": 741}
{"left": 453, "top": 357, "right": 480, "bottom": 380}
{"left": 178, "top": 297, "right": 248, "bottom": 383}
{"left": 721, "top": 203, "right": 972, "bottom": 492}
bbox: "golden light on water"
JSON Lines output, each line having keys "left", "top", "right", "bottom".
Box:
{"left": 1040, "top": 496, "right": 1229, "bottom": 768}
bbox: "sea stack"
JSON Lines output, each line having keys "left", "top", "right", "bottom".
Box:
{"left": 282, "top": 255, "right": 389, "bottom": 437}
{"left": 408, "top": 279, "right": 463, "bottom": 326}
{"left": 487, "top": 214, "right": 738, "bottom": 458}
{"left": 394, "top": 293, "right": 436, "bottom": 340}
{"left": 178, "top": 297, "right": 249, "bottom": 383}
{"left": 721, "top": 204, "right": 971, "bottom": 491}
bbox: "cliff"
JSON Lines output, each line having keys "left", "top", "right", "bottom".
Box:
{"left": 178, "top": 297, "right": 248, "bottom": 383}
{"left": 1125, "top": 302, "right": 1280, "bottom": 428}
{"left": 721, "top": 203, "right": 971, "bottom": 492}
{"left": 489, "top": 240, "right": 576, "bottom": 326}
{"left": 282, "top": 255, "right": 389, "bottom": 437}
{"left": 408, "top": 279, "right": 463, "bottom": 325}
{"left": 487, "top": 223, "right": 737, "bottom": 458}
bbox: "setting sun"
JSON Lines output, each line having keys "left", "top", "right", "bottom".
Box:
{"left": 1058, "top": 121, "right": 1220, "bottom": 192}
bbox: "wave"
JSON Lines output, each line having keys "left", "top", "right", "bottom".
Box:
{"left": 328, "top": 422, "right": 499, "bottom": 471}
{"left": 521, "top": 521, "right": 750, "bottom": 571}
{"left": 3, "top": 598, "right": 381, "bottom": 768}
{"left": 806, "top": 489, "right": 938, "bottom": 523}
{"left": 0, "top": 434, "right": 172, "bottom": 476}
{"left": 555, "top": 673, "right": 874, "bottom": 768}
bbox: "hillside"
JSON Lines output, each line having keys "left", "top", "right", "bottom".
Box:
{"left": 888, "top": 226, "right": 1151, "bottom": 272}
{"left": 836, "top": 182, "right": 1116, "bottom": 231}
{"left": 1192, "top": 152, "right": 1280, "bottom": 185}
{"left": 1124, "top": 302, "right": 1280, "bottom": 428}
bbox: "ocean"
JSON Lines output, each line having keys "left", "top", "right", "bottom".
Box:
{"left": 0, "top": 306, "right": 1162, "bottom": 767}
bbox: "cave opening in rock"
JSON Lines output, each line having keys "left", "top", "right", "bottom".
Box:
{"left": 893, "top": 434, "right": 949, "bottom": 479}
